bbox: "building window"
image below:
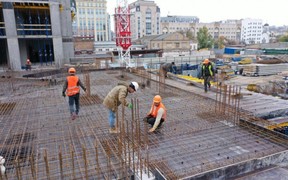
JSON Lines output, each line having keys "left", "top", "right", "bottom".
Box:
{"left": 175, "top": 43, "right": 180, "bottom": 48}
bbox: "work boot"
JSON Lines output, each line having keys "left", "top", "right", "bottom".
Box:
{"left": 109, "top": 127, "right": 119, "bottom": 134}
{"left": 71, "top": 112, "right": 76, "bottom": 120}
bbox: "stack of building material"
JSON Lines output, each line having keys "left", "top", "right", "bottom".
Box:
{"left": 242, "top": 63, "right": 288, "bottom": 76}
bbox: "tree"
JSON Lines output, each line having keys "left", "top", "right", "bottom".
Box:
{"left": 186, "top": 30, "right": 196, "bottom": 41}
{"left": 214, "top": 36, "right": 238, "bottom": 49}
{"left": 278, "top": 34, "right": 288, "bottom": 42}
{"left": 197, "top": 27, "right": 214, "bottom": 50}
{"left": 214, "top": 36, "right": 226, "bottom": 49}
{"left": 177, "top": 29, "right": 195, "bottom": 40}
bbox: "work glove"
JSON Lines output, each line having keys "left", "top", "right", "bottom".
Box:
{"left": 128, "top": 103, "right": 133, "bottom": 109}
{"left": 62, "top": 92, "right": 66, "bottom": 97}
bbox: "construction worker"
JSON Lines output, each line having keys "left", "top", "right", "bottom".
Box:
{"left": 62, "top": 67, "right": 86, "bottom": 120}
{"left": 160, "top": 62, "right": 175, "bottom": 78}
{"left": 201, "top": 59, "right": 215, "bottom": 92}
{"left": 143, "top": 95, "right": 166, "bottom": 133}
{"left": 103, "top": 81, "right": 139, "bottom": 133}
{"left": 25, "top": 58, "right": 32, "bottom": 71}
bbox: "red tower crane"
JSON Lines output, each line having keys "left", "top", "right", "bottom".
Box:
{"left": 114, "top": 0, "right": 132, "bottom": 67}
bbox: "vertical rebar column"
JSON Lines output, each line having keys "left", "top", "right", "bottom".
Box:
{"left": 29, "top": 151, "right": 36, "bottom": 180}
{"left": 82, "top": 145, "right": 88, "bottom": 179}
{"left": 106, "top": 141, "right": 111, "bottom": 180}
{"left": 158, "top": 69, "right": 165, "bottom": 94}
{"left": 215, "top": 81, "right": 219, "bottom": 113}
{"left": 227, "top": 85, "right": 232, "bottom": 117}
{"left": 137, "top": 99, "right": 143, "bottom": 179}
{"left": 95, "top": 141, "right": 101, "bottom": 179}
{"left": 120, "top": 103, "right": 127, "bottom": 179}
{"left": 84, "top": 73, "right": 91, "bottom": 97}
{"left": 235, "top": 86, "right": 241, "bottom": 125}
{"left": 43, "top": 149, "right": 50, "bottom": 180}
{"left": 222, "top": 85, "right": 227, "bottom": 114}
{"left": 15, "top": 157, "right": 22, "bottom": 180}
{"left": 131, "top": 99, "right": 135, "bottom": 175}
{"left": 70, "top": 144, "right": 75, "bottom": 179}
{"left": 58, "top": 146, "right": 64, "bottom": 179}
{"left": 118, "top": 121, "right": 124, "bottom": 179}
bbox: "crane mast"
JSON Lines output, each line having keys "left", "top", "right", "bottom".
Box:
{"left": 114, "top": 0, "right": 132, "bottom": 67}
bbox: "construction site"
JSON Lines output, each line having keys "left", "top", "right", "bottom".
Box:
{"left": 0, "top": 65, "right": 287, "bottom": 180}
{"left": 0, "top": 0, "right": 287, "bottom": 179}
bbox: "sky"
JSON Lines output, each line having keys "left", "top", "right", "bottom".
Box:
{"left": 107, "top": 0, "right": 288, "bottom": 27}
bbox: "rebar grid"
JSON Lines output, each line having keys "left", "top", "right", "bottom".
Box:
{"left": 0, "top": 70, "right": 287, "bottom": 179}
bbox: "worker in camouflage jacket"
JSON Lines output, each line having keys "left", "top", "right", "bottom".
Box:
{"left": 103, "top": 82, "right": 139, "bottom": 133}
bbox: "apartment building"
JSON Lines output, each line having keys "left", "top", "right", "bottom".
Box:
{"left": 129, "top": 0, "right": 161, "bottom": 40}
{"left": 241, "top": 18, "right": 263, "bottom": 44}
{"left": 73, "top": 0, "right": 111, "bottom": 41}
{"left": 190, "top": 20, "right": 242, "bottom": 43}
{"left": 161, "top": 15, "right": 199, "bottom": 33}
{"left": 0, "top": 0, "right": 74, "bottom": 70}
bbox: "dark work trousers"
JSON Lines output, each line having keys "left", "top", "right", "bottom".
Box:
{"left": 203, "top": 76, "right": 212, "bottom": 92}
{"left": 143, "top": 116, "right": 164, "bottom": 129}
{"left": 68, "top": 93, "right": 80, "bottom": 115}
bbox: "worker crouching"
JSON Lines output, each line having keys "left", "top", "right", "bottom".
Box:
{"left": 143, "top": 95, "right": 166, "bottom": 133}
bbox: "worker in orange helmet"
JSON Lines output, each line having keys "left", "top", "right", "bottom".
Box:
{"left": 201, "top": 59, "right": 215, "bottom": 92}
{"left": 143, "top": 95, "right": 167, "bottom": 133}
{"left": 25, "top": 58, "right": 32, "bottom": 71}
{"left": 62, "top": 67, "right": 86, "bottom": 120}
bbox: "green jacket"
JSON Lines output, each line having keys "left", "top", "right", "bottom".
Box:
{"left": 201, "top": 63, "right": 214, "bottom": 77}
{"left": 103, "top": 82, "right": 129, "bottom": 112}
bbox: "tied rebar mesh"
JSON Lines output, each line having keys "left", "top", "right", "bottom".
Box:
{"left": 0, "top": 70, "right": 287, "bottom": 179}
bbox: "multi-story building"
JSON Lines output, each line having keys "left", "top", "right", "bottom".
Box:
{"left": 161, "top": 15, "right": 199, "bottom": 33}
{"left": 73, "top": 0, "right": 111, "bottom": 42}
{"left": 190, "top": 20, "right": 242, "bottom": 43}
{"left": 241, "top": 18, "right": 263, "bottom": 44}
{"left": 0, "top": 0, "right": 74, "bottom": 70}
{"left": 129, "top": 0, "right": 161, "bottom": 40}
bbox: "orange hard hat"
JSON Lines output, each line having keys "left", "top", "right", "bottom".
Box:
{"left": 153, "top": 95, "right": 162, "bottom": 103}
{"left": 203, "top": 59, "right": 210, "bottom": 64}
{"left": 68, "top": 67, "right": 76, "bottom": 74}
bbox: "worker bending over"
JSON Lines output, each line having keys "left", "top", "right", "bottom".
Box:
{"left": 160, "top": 62, "right": 176, "bottom": 78}
{"left": 62, "top": 68, "right": 86, "bottom": 120}
{"left": 143, "top": 95, "right": 166, "bottom": 133}
{"left": 103, "top": 82, "right": 139, "bottom": 133}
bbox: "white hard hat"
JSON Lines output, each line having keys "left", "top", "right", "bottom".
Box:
{"left": 0, "top": 156, "right": 5, "bottom": 165}
{"left": 131, "top": 82, "right": 139, "bottom": 91}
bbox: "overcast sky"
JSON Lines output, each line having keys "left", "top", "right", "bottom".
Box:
{"left": 107, "top": 0, "right": 287, "bottom": 27}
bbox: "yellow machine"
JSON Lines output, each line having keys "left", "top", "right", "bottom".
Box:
{"left": 267, "top": 122, "right": 288, "bottom": 135}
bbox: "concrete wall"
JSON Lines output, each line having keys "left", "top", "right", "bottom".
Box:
{"left": 3, "top": 2, "right": 21, "bottom": 70}
{"left": 60, "top": 0, "right": 74, "bottom": 64}
{"left": 18, "top": 40, "right": 28, "bottom": 66}
{"left": 49, "top": 2, "right": 64, "bottom": 68}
